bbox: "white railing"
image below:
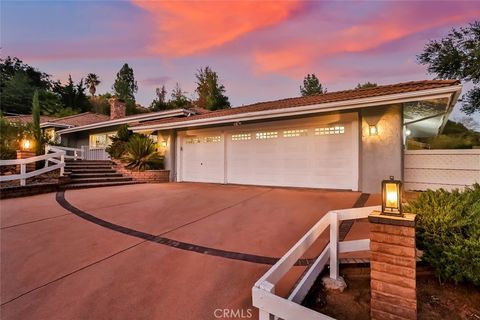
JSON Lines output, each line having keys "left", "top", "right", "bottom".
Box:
{"left": 46, "top": 144, "right": 84, "bottom": 160}
{"left": 81, "top": 146, "right": 110, "bottom": 161}
{"left": 252, "top": 205, "right": 380, "bottom": 320}
{"left": 0, "top": 151, "right": 66, "bottom": 186}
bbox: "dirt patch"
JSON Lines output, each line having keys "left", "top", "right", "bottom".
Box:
{"left": 304, "top": 271, "right": 480, "bottom": 320}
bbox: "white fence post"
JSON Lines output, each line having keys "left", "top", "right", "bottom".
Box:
{"left": 20, "top": 163, "right": 26, "bottom": 186}
{"left": 60, "top": 154, "right": 65, "bottom": 176}
{"left": 329, "top": 212, "right": 339, "bottom": 281}
{"left": 44, "top": 145, "right": 49, "bottom": 168}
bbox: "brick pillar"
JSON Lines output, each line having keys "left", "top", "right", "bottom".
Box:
{"left": 368, "top": 211, "right": 417, "bottom": 320}
{"left": 16, "top": 150, "right": 36, "bottom": 173}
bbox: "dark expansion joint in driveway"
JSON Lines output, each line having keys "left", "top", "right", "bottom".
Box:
{"left": 55, "top": 190, "right": 315, "bottom": 266}
{"left": 339, "top": 193, "right": 370, "bottom": 241}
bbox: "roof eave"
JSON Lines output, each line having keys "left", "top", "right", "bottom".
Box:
{"left": 131, "top": 85, "right": 463, "bottom": 132}
{"left": 56, "top": 109, "right": 190, "bottom": 135}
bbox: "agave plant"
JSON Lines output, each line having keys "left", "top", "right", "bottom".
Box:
{"left": 122, "top": 135, "right": 164, "bottom": 171}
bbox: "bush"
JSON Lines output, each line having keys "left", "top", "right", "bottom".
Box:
{"left": 106, "top": 125, "right": 132, "bottom": 159}
{"left": 405, "top": 184, "right": 480, "bottom": 285}
{"left": 122, "top": 135, "right": 163, "bottom": 171}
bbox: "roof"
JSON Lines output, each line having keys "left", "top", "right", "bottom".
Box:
{"left": 56, "top": 108, "right": 191, "bottom": 135}
{"left": 131, "top": 80, "right": 461, "bottom": 131}
{"left": 4, "top": 115, "right": 58, "bottom": 125}
{"left": 41, "top": 112, "right": 110, "bottom": 128}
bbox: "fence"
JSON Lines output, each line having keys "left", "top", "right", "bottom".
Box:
{"left": 46, "top": 145, "right": 83, "bottom": 160}
{"left": 81, "top": 146, "right": 110, "bottom": 160}
{"left": 252, "top": 205, "right": 380, "bottom": 320}
{"left": 0, "top": 150, "right": 65, "bottom": 186}
{"left": 404, "top": 149, "right": 480, "bottom": 191}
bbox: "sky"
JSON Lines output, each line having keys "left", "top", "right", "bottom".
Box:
{"left": 1, "top": 0, "right": 479, "bottom": 123}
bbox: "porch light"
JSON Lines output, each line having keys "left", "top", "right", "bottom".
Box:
{"left": 161, "top": 140, "right": 167, "bottom": 148}
{"left": 20, "top": 138, "right": 32, "bottom": 151}
{"left": 381, "top": 176, "right": 403, "bottom": 216}
{"left": 369, "top": 125, "right": 378, "bottom": 136}
{"left": 405, "top": 128, "right": 412, "bottom": 136}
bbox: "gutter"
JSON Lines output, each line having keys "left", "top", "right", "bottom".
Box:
{"left": 56, "top": 109, "right": 190, "bottom": 135}
{"left": 131, "top": 85, "right": 462, "bottom": 132}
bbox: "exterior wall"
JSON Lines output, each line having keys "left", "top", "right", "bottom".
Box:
{"left": 157, "top": 130, "right": 176, "bottom": 182}
{"left": 112, "top": 159, "right": 169, "bottom": 183}
{"left": 360, "top": 104, "right": 403, "bottom": 193}
{"left": 404, "top": 149, "right": 480, "bottom": 191}
{"left": 60, "top": 125, "right": 122, "bottom": 148}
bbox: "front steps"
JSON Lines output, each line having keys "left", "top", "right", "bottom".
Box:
{"left": 63, "top": 160, "right": 142, "bottom": 189}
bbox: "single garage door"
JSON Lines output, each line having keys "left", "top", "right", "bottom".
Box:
{"left": 178, "top": 114, "right": 359, "bottom": 190}
{"left": 180, "top": 132, "right": 224, "bottom": 183}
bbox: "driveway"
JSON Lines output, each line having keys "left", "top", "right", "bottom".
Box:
{"left": 0, "top": 183, "right": 379, "bottom": 319}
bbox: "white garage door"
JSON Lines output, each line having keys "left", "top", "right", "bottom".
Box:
{"left": 180, "top": 133, "right": 224, "bottom": 183}
{"left": 178, "top": 114, "right": 358, "bottom": 190}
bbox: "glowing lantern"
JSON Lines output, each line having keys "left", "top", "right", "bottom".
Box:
{"left": 369, "top": 125, "right": 378, "bottom": 136}
{"left": 21, "top": 138, "right": 32, "bottom": 151}
{"left": 381, "top": 176, "right": 402, "bottom": 216}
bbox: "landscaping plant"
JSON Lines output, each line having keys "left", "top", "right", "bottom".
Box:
{"left": 405, "top": 184, "right": 480, "bottom": 285}
{"left": 122, "top": 134, "right": 163, "bottom": 171}
{"left": 106, "top": 124, "right": 131, "bottom": 159}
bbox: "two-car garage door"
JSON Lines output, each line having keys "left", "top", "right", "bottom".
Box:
{"left": 178, "top": 114, "right": 359, "bottom": 190}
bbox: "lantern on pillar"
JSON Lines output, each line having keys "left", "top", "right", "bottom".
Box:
{"left": 20, "top": 138, "right": 32, "bottom": 151}
{"left": 381, "top": 176, "right": 403, "bottom": 216}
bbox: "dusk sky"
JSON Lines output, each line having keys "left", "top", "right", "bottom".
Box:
{"left": 2, "top": 1, "right": 480, "bottom": 121}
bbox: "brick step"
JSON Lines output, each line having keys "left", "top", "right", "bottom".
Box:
{"left": 63, "top": 181, "right": 143, "bottom": 190}
{"left": 65, "top": 169, "right": 117, "bottom": 174}
{"left": 69, "top": 177, "right": 133, "bottom": 184}
{"left": 70, "top": 173, "right": 123, "bottom": 178}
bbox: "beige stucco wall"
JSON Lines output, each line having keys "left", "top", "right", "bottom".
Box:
{"left": 360, "top": 104, "right": 403, "bottom": 193}
{"left": 157, "top": 130, "right": 176, "bottom": 181}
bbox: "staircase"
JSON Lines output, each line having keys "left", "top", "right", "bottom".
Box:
{"left": 63, "top": 160, "right": 141, "bottom": 189}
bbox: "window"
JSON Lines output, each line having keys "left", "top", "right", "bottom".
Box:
{"left": 89, "top": 132, "right": 116, "bottom": 148}
{"left": 204, "top": 136, "right": 221, "bottom": 143}
{"left": 314, "top": 126, "right": 345, "bottom": 136}
{"left": 283, "top": 129, "right": 308, "bottom": 137}
{"left": 232, "top": 133, "right": 251, "bottom": 141}
{"left": 185, "top": 137, "right": 201, "bottom": 144}
{"left": 256, "top": 131, "right": 278, "bottom": 139}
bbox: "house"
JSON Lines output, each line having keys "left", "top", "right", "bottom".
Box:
{"left": 57, "top": 80, "right": 462, "bottom": 193}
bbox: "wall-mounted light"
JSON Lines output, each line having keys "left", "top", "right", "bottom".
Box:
{"left": 405, "top": 128, "right": 412, "bottom": 136}
{"left": 381, "top": 176, "right": 403, "bottom": 216}
{"left": 20, "top": 138, "right": 32, "bottom": 151}
{"left": 161, "top": 140, "right": 167, "bottom": 148}
{"left": 369, "top": 125, "right": 378, "bottom": 136}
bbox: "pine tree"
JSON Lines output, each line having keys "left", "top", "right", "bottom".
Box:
{"left": 150, "top": 85, "right": 169, "bottom": 111}
{"left": 113, "top": 63, "right": 138, "bottom": 103}
{"left": 195, "top": 66, "right": 230, "bottom": 111}
{"left": 32, "top": 90, "right": 42, "bottom": 155}
{"left": 169, "top": 83, "right": 190, "bottom": 109}
{"left": 355, "top": 82, "right": 378, "bottom": 89}
{"left": 300, "top": 74, "right": 326, "bottom": 96}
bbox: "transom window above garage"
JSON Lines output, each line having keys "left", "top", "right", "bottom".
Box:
{"left": 315, "top": 126, "right": 345, "bottom": 135}
{"left": 204, "top": 136, "right": 221, "bottom": 143}
{"left": 231, "top": 133, "right": 251, "bottom": 141}
{"left": 283, "top": 129, "right": 308, "bottom": 137}
{"left": 256, "top": 131, "right": 278, "bottom": 139}
{"left": 185, "top": 137, "right": 201, "bottom": 144}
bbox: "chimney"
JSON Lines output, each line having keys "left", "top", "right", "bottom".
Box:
{"left": 109, "top": 98, "right": 126, "bottom": 120}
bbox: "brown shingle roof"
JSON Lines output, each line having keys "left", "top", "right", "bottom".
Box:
{"left": 4, "top": 115, "right": 58, "bottom": 124}
{"left": 46, "top": 112, "right": 110, "bottom": 127}
{"left": 133, "top": 80, "right": 460, "bottom": 129}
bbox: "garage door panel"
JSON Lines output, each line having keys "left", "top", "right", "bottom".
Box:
{"left": 226, "top": 120, "right": 357, "bottom": 189}
{"left": 181, "top": 134, "right": 224, "bottom": 183}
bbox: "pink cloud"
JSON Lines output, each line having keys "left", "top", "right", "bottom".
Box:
{"left": 251, "top": 2, "right": 480, "bottom": 78}
{"left": 131, "top": 0, "right": 302, "bottom": 56}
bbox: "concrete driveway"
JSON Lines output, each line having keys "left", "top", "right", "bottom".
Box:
{"left": 0, "top": 183, "right": 378, "bottom": 320}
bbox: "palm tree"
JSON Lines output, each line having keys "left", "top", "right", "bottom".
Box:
{"left": 85, "top": 73, "right": 101, "bottom": 98}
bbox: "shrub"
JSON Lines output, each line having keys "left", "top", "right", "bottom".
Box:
{"left": 106, "top": 125, "right": 132, "bottom": 159}
{"left": 122, "top": 135, "right": 163, "bottom": 171}
{"left": 405, "top": 184, "right": 480, "bottom": 285}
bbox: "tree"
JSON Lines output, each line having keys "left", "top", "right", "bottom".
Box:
{"left": 85, "top": 73, "right": 100, "bottom": 98}
{"left": 149, "top": 85, "right": 169, "bottom": 111}
{"left": 355, "top": 82, "right": 378, "bottom": 89}
{"left": 32, "top": 90, "right": 42, "bottom": 154}
{"left": 53, "top": 75, "right": 91, "bottom": 113}
{"left": 300, "top": 74, "right": 326, "bottom": 96}
{"left": 74, "top": 79, "right": 90, "bottom": 112}
{"left": 169, "top": 83, "right": 190, "bottom": 109}
{"left": 113, "top": 63, "right": 138, "bottom": 104}
{"left": 418, "top": 21, "right": 480, "bottom": 114}
{"left": 195, "top": 66, "right": 230, "bottom": 110}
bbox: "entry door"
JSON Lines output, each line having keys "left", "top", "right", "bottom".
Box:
{"left": 180, "top": 133, "right": 224, "bottom": 183}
